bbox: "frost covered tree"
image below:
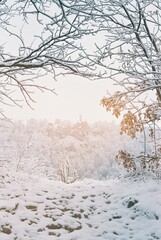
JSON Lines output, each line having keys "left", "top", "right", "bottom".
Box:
{"left": 0, "top": 0, "right": 103, "bottom": 115}
{"left": 89, "top": 0, "right": 161, "bottom": 132}
{"left": 2, "top": 0, "right": 161, "bottom": 144}
{"left": 90, "top": 0, "right": 161, "bottom": 168}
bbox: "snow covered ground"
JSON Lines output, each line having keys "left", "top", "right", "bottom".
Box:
{"left": 0, "top": 172, "right": 161, "bottom": 240}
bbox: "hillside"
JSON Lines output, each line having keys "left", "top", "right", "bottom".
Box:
{"left": 0, "top": 172, "right": 161, "bottom": 240}
{"left": 0, "top": 119, "right": 147, "bottom": 181}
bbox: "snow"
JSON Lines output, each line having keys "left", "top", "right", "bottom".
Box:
{"left": 0, "top": 119, "right": 147, "bottom": 181}
{"left": 0, "top": 172, "right": 161, "bottom": 240}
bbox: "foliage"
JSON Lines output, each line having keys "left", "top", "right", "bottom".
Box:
{"left": 96, "top": 0, "right": 161, "bottom": 171}
{"left": 115, "top": 150, "right": 136, "bottom": 172}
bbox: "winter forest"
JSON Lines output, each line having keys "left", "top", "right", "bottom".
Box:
{"left": 1, "top": 1, "right": 161, "bottom": 239}
{"left": 0, "top": 118, "right": 147, "bottom": 181}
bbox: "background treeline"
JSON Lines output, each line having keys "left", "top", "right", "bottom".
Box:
{"left": 0, "top": 118, "right": 158, "bottom": 182}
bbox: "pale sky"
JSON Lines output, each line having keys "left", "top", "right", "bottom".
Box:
{"left": 1, "top": 5, "right": 119, "bottom": 124}
{"left": 5, "top": 74, "right": 118, "bottom": 123}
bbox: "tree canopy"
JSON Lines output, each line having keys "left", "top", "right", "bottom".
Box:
{"left": 0, "top": 0, "right": 101, "bottom": 111}
{"left": 1, "top": 0, "right": 161, "bottom": 139}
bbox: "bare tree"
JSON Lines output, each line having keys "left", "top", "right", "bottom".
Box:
{"left": 0, "top": 0, "right": 103, "bottom": 114}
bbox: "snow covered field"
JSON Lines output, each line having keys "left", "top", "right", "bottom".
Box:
{"left": 0, "top": 172, "right": 161, "bottom": 240}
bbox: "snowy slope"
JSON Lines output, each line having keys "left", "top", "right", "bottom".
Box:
{"left": 0, "top": 173, "right": 161, "bottom": 240}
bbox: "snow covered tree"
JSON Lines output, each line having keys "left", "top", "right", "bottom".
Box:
{"left": 92, "top": 0, "right": 161, "bottom": 169}
{"left": 94, "top": 0, "right": 161, "bottom": 129}
{"left": 2, "top": 0, "right": 161, "bottom": 153}
{"left": 0, "top": 0, "right": 103, "bottom": 115}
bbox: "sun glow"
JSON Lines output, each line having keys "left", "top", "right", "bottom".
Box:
{"left": 5, "top": 75, "right": 118, "bottom": 124}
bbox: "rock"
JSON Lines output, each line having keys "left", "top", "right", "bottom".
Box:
{"left": 126, "top": 197, "right": 138, "bottom": 208}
